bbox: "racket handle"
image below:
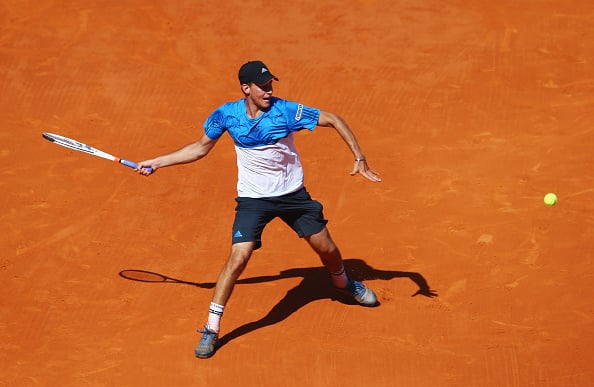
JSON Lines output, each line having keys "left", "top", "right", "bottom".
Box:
{"left": 120, "top": 159, "right": 153, "bottom": 174}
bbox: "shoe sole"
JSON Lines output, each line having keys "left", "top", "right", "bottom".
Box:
{"left": 194, "top": 344, "right": 217, "bottom": 359}
{"left": 194, "top": 338, "right": 219, "bottom": 359}
{"left": 195, "top": 351, "right": 215, "bottom": 359}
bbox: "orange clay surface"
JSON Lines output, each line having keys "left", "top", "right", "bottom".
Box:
{"left": 2, "top": 1, "right": 594, "bottom": 386}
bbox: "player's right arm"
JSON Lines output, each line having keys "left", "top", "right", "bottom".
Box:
{"left": 136, "top": 134, "right": 218, "bottom": 175}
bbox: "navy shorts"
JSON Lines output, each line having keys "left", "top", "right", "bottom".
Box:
{"left": 231, "top": 187, "right": 328, "bottom": 250}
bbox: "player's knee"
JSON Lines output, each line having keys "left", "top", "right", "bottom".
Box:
{"left": 324, "top": 243, "right": 340, "bottom": 259}
{"left": 228, "top": 243, "right": 253, "bottom": 270}
{"left": 313, "top": 236, "right": 339, "bottom": 258}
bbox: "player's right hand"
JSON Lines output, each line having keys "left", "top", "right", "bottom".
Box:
{"left": 135, "top": 161, "right": 155, "bottom": 176}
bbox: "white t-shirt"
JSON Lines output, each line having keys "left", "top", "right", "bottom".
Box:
{"left": 203, "top": 97, "right": 321, "bottom": 198}
{"left": 235, "top": 134, "right": 304, "bottom": 198}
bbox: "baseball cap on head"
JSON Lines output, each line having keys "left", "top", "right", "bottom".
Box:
{"left": 238, "top": 60, "right": 279, "bottom": 85}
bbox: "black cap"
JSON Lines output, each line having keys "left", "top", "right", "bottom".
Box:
{"left": 238, "top": 61, "right": 279, "bottom": 85}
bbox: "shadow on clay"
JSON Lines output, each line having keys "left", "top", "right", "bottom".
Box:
{"left": 119, "top": 258, "right": 437, "bottom": 353}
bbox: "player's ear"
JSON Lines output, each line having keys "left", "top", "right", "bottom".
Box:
{"left": 240, "top": 83, "right": 251, "bottom": 95}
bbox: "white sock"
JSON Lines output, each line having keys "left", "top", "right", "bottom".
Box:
{"left": 206, "top": 302, "right": 224, "bottom": 333}
{"left": 330, "top": 265, "right": 348, "bottom": 288}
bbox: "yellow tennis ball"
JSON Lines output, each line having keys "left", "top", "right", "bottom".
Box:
{"left": 544, "top": 193, "right": 557, "bottom": 206}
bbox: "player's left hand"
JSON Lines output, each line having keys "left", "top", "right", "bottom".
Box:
{"left": 350, "top": 159, "right": 381, "bottom": 182}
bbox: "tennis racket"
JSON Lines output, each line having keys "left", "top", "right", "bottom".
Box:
{"left": 42, "top": 132, "right": 152, "bottom": 174}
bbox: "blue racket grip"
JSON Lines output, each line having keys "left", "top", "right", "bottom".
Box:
{"left": 120, "top": 159, "right": 153, "bottom": 174}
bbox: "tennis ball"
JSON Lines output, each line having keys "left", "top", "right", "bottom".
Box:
{"left": 544, "top": 193, "right": 557, "bottom": 206}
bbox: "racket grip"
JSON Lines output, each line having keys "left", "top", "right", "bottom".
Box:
{"left": 120, "top": 159, "right": 153, "bottom": 174}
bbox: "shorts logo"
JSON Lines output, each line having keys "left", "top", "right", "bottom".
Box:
{"left": 233, "top": 230, "right": 243, "bottom": 238}
{"left": 295, "top": 104, "right": 303, "bottom": 121}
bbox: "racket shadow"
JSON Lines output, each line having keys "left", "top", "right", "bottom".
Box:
{"left": 118, "top": 269, "right": 216, "bottom": 289}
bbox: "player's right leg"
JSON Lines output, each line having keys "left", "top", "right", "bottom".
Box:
{"left": 195, "top": 242, "right": 256, "bottom": 359}
{"left": 212, "top": 242, "right": 256, "bottom": 306}
{"left": 195, "top": 196, "right": 271, "bottom": 359}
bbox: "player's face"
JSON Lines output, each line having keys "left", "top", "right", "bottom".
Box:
{"left": 248, "top": 80, "right": 274, "bottom": 109}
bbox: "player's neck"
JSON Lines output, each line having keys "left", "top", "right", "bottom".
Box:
{"left": 244, "top": 99, "right": 264, "bottom": 119}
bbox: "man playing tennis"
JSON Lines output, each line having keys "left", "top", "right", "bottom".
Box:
{"left": 136, "top": 60, "right": 382, "bottom": 358}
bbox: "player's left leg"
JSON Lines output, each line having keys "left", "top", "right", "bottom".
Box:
{"left": 278, "top": 187, "right": 377, "bottom": 306}
{"left": 304, "top": 227, "right": 343, "bottom": 275}
{"left": 305, "top": 227, "right": 378, "bottom": 307}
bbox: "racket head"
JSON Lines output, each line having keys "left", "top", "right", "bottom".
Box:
{"left": 42, "top": 132, "right": 116, "bottom": 161}
{"left": 43, "top": 132, "right": 95, "bottom": 154}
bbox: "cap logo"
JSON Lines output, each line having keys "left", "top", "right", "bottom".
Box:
{"left": 261, "top": 67, "right": 269, "bottom": 73}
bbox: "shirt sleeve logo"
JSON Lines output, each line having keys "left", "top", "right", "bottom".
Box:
{"left": 295, "top": 104, "right": 303, "bottom": 121}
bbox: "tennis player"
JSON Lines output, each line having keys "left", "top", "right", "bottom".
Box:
{"left": 136, "top": 60, "right": 382, "bottom": 358}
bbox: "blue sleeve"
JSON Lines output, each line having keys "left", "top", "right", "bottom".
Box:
{"left": 203, "top": 107, "right": 226, "bottom": 140}
{"left": 281, "top": 100, "right": 320, "bottom": 132}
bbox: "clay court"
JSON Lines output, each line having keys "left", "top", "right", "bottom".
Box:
{"left": 2, "top": 1, "right": 593, "bottom": 386}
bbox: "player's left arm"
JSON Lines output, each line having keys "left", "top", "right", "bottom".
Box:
{"left": 317, "top": 110, "right": 381, "bottom": 182}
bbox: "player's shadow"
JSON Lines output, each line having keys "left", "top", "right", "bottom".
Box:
{"left": 215, "top": 258, "right": 437, "bottom": 350}
{"left": 119, "top": 258, "right": 437, "bottom": 352}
